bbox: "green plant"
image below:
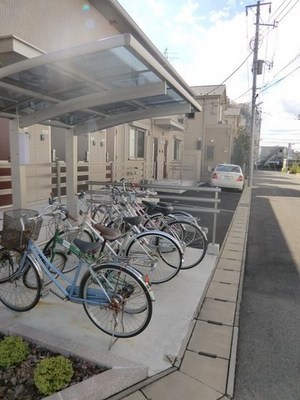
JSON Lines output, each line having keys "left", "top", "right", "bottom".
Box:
{"left": 289, "top": 163, "right": 300, "bottom": 174}
{"left": 34, "top": 355, "right": 74, "bottom": 396}
{"left": 0, "top": 336, "right": 29, "bottom": 367}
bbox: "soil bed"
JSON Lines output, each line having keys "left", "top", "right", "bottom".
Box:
{"left": 0, "top": 333, "right": 107, "bottom": 400}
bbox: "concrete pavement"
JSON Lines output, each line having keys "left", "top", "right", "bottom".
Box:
{"left": 0, "top": 185, "right": 251, "bottom": 399}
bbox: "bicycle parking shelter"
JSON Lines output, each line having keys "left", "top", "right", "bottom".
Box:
{"left": 0, "top": 33, "right": 201, "bottom": 215}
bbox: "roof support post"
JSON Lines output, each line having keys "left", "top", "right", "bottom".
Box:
{"left": 66, "top": 129, "right": 78, "bottom": 217}
{"left": 9, "top": 119, "right": 27, "bottom": 208}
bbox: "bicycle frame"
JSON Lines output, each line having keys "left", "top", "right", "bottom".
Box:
{"left": 83, "top": 214, "right": 184, "bottom": 263}
{"left": 24, "top": 239, "right": 116, "bottom": 306}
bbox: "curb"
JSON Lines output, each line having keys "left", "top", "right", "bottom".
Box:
{"left": 225, "top": 186, "right": 252, "bottom": 398}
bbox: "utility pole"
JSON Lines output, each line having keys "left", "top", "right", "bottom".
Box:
{"left": 246, "top": 1, "right": 274, "bottom": 186}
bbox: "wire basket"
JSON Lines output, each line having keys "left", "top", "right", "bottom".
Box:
{"left": 0, "top": 209, "right": 43, "bottom": 249}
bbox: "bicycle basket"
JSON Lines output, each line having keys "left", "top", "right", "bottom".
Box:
{"left": 1, "top": 209, "right": 43, "bottom": 249}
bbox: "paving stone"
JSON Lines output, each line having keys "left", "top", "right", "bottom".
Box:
{"left": 224, "top": 243, "right": 244, "bottom": 252}
{"left": 198, "top": 298, "right": 236, "bottom": 325}
{"left": 226, "top": 236, "right": 245, "bottom": 245}
{"left": 213, "top": 269, "right": 240, "bottom": 285}
{"left": 121, "top": 391, "right": 147, "bottom": 400}
{"left": 221, "top": 249, "right": 243, "bottom": 261}
{"left": 188, "top": 320, "right": 233, "bottom": 359}
{"left": 217, "top": 258, "right": 242, "bottom": 271}
{"left": 230, "top": 227, "right": 245, "bottom": 233}
{"left": 207, "top": 281, "right": 238, "bottom": 302}
{"left": 181, "top": 351, "right": 228, "bottom": 393}
{"left": 143, "top": 371, "right": 221, "bottom": 400}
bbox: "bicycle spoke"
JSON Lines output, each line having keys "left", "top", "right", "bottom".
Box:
{"left": 80, "top": 264, "right": 152, "bottom": 338}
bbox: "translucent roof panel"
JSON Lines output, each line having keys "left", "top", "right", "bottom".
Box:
{"left": 0, "top": 33, "right": 200, "bottom": 134}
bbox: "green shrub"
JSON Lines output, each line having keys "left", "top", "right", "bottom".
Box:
{"left": 289, "top": 163, "right": 300, "bottom": 174}
{"left": 34, "top": 355, "right": 74, "bottom": 396}
{"left": 0, "top": 336, "right": 29, "bottom": 368}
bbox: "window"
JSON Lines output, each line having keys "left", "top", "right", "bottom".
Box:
{"left": 206, "top": 145, "right": 214, "bottom": 160}
{"left": 129, "top": 127, "right": 145, "bottom": 158}
{"left": 174, "top": 139, "right": 181, "bottom": 160}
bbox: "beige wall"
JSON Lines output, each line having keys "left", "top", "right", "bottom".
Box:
{"left": 203, "top": 125, "right": 233, "bottom": 176}
{"left": 184, "top": 89, "right": 233, "bottom": 182}
{"left": 22, "top": 124, "right": 52, "bottom": 202}
{"left": 0, "top": 0, "right": 119, "bottom": 52}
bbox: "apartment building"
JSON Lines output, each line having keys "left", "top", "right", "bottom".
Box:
{"left": 185, "top": 85, "right": 238, "bottom": 181}
{"left": 0, "top": 0, "right": 200, "bottom": 210}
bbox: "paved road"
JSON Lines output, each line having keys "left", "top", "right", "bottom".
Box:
{"left": 234, "top": 171, "right": 300, "bottom": 399}
{"left": 178, "top": 186, "right": 241, "bottom": 245}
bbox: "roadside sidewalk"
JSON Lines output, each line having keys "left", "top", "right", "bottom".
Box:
{"left": 118, "top": 186, "right": 251, "bottom": 400}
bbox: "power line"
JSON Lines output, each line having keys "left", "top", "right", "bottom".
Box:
{"left": 233, "top": 88, "right": 252, "bottom": 102}
{"left": 276, "top": 0, "right": 299, "bottom": 23}
{"left": 203, "top": 51, "right": 253, "bottom": 97}
{"left": 261, "top": 50, "right": 300, "bottom": 90}
{"left": 261, "top": 65, "right": 300, "bottom": 92}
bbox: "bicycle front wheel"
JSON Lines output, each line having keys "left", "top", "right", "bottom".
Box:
{"left": 125, "top": 231, "right": 183, "bottom": 284}
{"left": 0, "top": 255, "right": 41, "bottom": 312}
{"left": 80, "top": 264, "right": 152, "bottom": 338}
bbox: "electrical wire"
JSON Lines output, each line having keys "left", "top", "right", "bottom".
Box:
{"left": 263, "top": 50, "right": 300, "bottom": 86}
{"left": 275, "top": 0, "right": 299, "bottom": 23}
{"left": 191, "top": 0, "right": 299, "bottom": 111}
{"left": 261, "top": 65, "right": 300, "bottom": 92}
{"left": 203, "top": 51, "right": 253, "bottom": 97}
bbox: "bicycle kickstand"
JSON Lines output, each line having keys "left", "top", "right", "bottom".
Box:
{"left": 108, "top": 333, "right": 118, "bottom": 350}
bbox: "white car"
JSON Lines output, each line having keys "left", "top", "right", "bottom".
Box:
{"left": 211, "top": 164, "right": 244, "bottom": 191}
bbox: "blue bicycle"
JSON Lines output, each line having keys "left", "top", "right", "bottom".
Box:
{"left": 0, "top": 208, "right": 152, "bottom": 338}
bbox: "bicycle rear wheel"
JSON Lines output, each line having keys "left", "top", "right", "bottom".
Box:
{"left": 80, "top": 264, "right": 152, "bottom": 338}
{"left": 0, "top": 255, "right": 41, "bottom": 311}
{"left": 125, "top": 231, "right": 183, "bottom": 284}
{"left": 162, "top": 220, "right": 208, "bottom": 269}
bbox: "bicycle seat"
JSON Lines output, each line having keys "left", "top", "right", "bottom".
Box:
{"left": 123, "top": 216, "right": 143, "bottom": 226}
{"left": 93, "top": 224, "right": 122, "bottom": 241}
{"left": 142, "top": 200, "right": 173, "bottom": 215}
{"left": 73, "top": 238, "right": 101, "bottom": 254}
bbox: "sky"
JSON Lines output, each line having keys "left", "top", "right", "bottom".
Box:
{"left": 117, "top": 0, "right": 300, "bottom": 150}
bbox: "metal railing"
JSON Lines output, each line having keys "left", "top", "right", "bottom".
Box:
{"left": 86, "top": 180, "right": 221, "bottom": 245}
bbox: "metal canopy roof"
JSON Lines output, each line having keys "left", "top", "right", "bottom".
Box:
{"left": 0, "top": 33, "right": 201, "bottom": 135}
